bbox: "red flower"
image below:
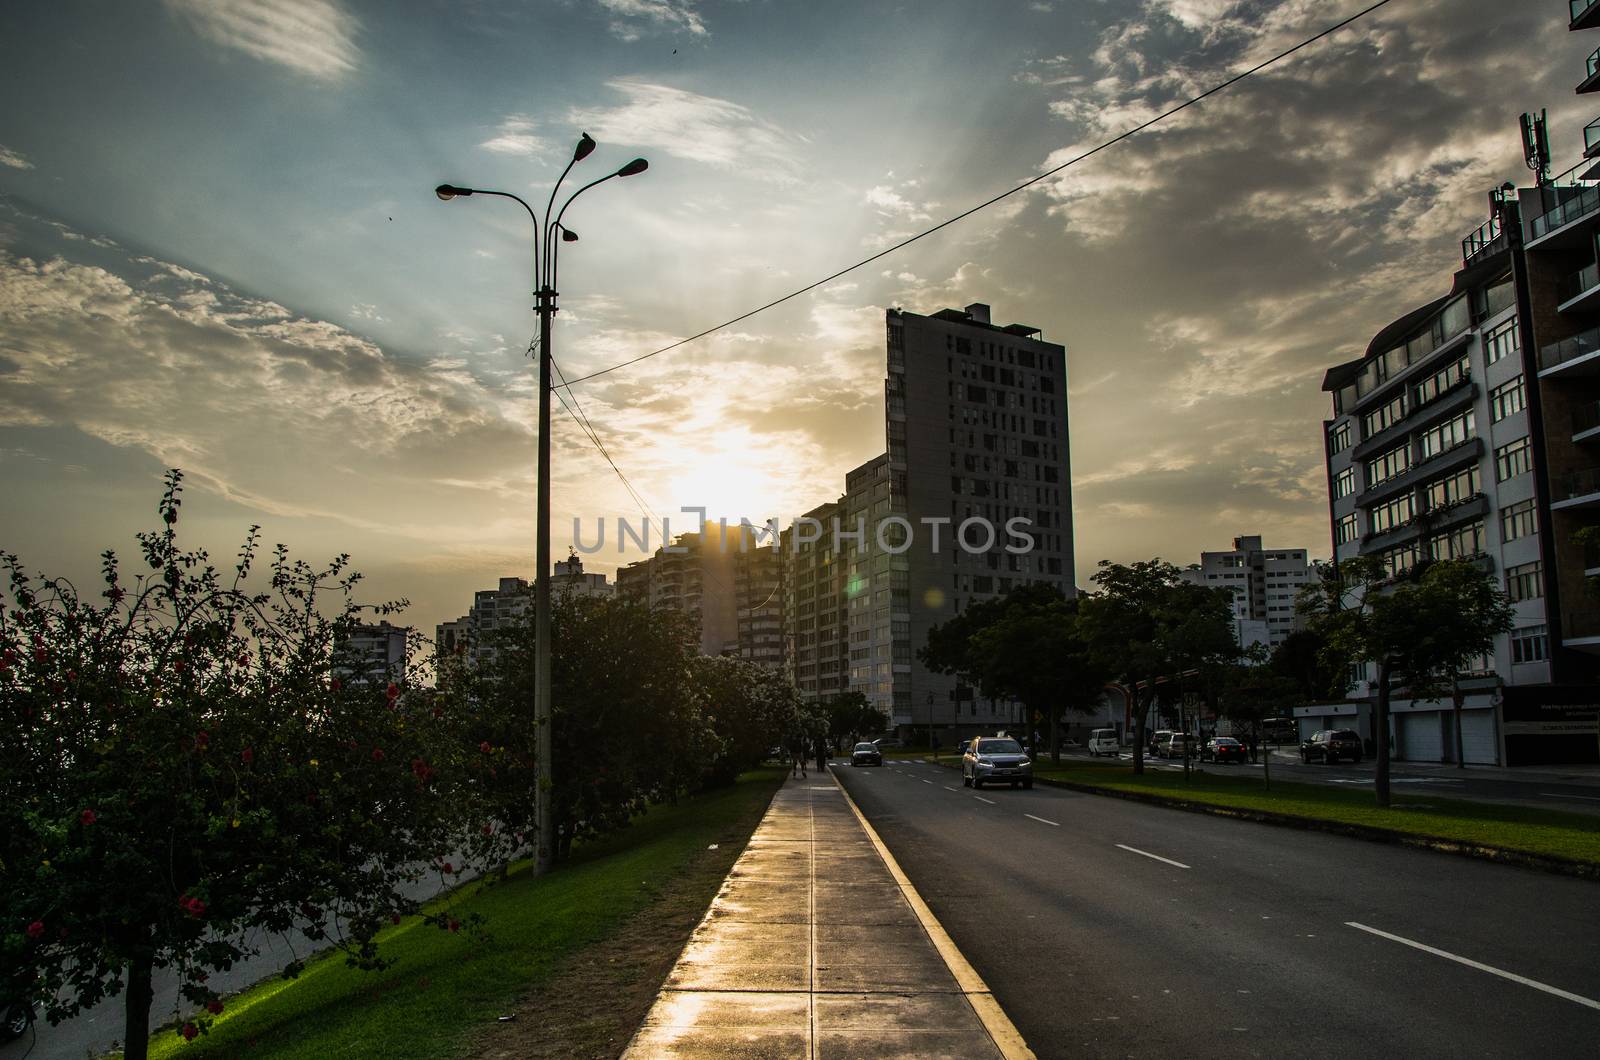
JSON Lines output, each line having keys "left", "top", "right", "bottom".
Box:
{"left": 479, "top": 741, "right": 492, "bottom": 754}
{"left": 34, "top": 648, "right": 48, "bottom": 665}
{"left": 371, "top": 748, "right": 384, "bottom": 762}
{"left": 194, "top": 731, "right": 210, "bottom": 751}
{"left": 330, "top": 678, "right": 342, "bottom": 691}
{"left": 181, "top": 1022, "right": 198, "bottom": 1041}
{"left": 386, "top": 682, "right": 400, "bottom": 700}
{"left": 173, "top": 660, "right": 186, "bottom": 674}
{"left": 25, "top": 920, "right": 44, "bottom": 940}
{"left": 441, "top": 861, "right": 454, "bottom": 874}
{"left": 66, "top": 669, "right": 78, "bottom": 682}
{"left": 206, "top": 1000, "right": 224, "bottom": 1015}
{"left": 481, "top": 823, "right": 493, "bottom": 836}
{"left": 179, "top": 896, "right": 206, "bottom": 918}
{"left": 80, "top": 809, "right": 96, "bottom": 825}
{"left": 240, "top": 748, "right": 253, "bottom": 765}
{"left": 390, "top": 912, "right": 402, "bottom": 925}
{"left": 447, "top": 919, "right": 460, "bottom": 934}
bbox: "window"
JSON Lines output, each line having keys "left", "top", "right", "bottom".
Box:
{"left": 1413, "top": 354, "right": 1469, "bottom": 407}
{"left": 1379, "top": 542, "right": 1422, "bottom": 577}
{"left": 1489, "top": 376, "right": 1525, "bottom": 423}
{"left": 1419, "top": 410, "right": 1474, "bottom": 459}
{"left": 1334, "top": 466, "right": 1356, "bottom": 499}
{"left": 1363, "top": 393, "right": 1407, "bottom": 439}
{"left": 1428, "top": 520, "right": 1485, "bottom": 561}
{"left": 1329, "top": 420, "right": 1352, "bottom": 454}
{"left": 1495, "top": 437, "right": 1532, "bottom": 482}
{"left": 1511, "top": 624, "right": 1549, "bottom": 664}
{"left": 1368, "top": 493, "right": 1415, "bottom": 534}
{"left": 1506, "top": 561, "right": 1543, "bottom": 603}
{"left": 1424, "top": 464, "right": 1479, "bottom": 511}
{"left": 1484, "top": 318, "right": 1519, "bottom": 365}
{"left": 1335, "top": 513, "right": 1358, "bottom": 545}
{"left": 1366, "top": 445, "right": 1411, "bottom": 488}
{"left": 1501, "top": 499, "right": 1537, "bottom": 542}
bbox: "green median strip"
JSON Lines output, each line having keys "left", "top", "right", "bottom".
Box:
{"left": 142, "top": 768, "right": 786, "bottom": 1060}
{"left": 1024, "top": 762, "right": 1600, "bottom": 871}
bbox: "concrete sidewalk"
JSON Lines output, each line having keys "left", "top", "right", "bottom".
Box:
{"left": 622, "top": 772, "right": 1024, "bottom": 1059}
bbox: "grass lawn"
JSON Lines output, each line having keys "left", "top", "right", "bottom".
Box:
{"left": 143, "top": 768, "right": 785, "bottom": 1060}
{"left": 1025, "top": 760, "right": 1600, "bottom": 866}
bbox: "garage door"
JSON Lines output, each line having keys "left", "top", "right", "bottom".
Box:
{"left": 1461, "top": 709, "right": 1498, "bottom": 765}
{"left": 1399, "top": 712, "right": 1443, "bottom": 762}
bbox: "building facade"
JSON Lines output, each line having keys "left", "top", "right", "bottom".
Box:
{"left": 1180, "top": 535, "right": 1315, "bottom": 651}
{"left": 1317, "top": 13, "right": 1600, "bottom": 764}
{"left": 337, "top": 620, "right": 409, "bottom": 684}
{"left": 781, "top": 498, "right": 849, "bottom": 702}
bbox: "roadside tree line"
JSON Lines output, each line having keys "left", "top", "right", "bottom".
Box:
{"left": 1, "top": 474, "right": 806, "bottom": 1059}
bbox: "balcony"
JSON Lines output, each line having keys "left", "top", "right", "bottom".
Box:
{"left": 1577, "top": 401, "right": 1600, "bottom": 442}
{"left": 1575, "top": 0, "right": 1600, "bottom": 31}
{"left": 1540, "top": 324, "right": 1600, "bottom": 377}
{"left": 1552, "top": 467, "right": 1600, "bottom": 510}
{"left": 1460, "top": 214, "right": 1503, "bottom": 265}
{"left": 1528, "top": 178, "right": 1600, "bottom": 245}
{"left": 1560, "top": 261, "right": 1600, "bottom": 313}
{"left": 1584, "top": 46, "right": 1600, "bottom": 94}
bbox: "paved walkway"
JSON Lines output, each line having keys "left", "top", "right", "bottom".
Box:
{"left": 623, "top": 772, "right": 1021, "bottom": 1059}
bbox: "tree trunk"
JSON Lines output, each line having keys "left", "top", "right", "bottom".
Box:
{"left": 1452, "top": 676, "right": 1466, "bottom": 769}
{"left": 1049, "top": 706, "right": 1060, "bottom": 764}
{"left": 1132, "top": 688, "right": 1148, "bottom": 776}
{"left": 124, "top": 951, "right": 154, "bottom": 1060}
{"left": 1261, "top": 724, "right": 1271, "bottom": 791}
{"left": 1374, "top": 661, "right": 1392, "bottom": 808}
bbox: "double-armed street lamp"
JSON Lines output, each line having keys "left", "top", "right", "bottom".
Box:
{"left": 435, "top": 134, "right": 647, "bottom": 876}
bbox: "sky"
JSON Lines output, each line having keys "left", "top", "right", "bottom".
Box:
{"left": 0, "top": 0, "right": 1591, "bottom": 639}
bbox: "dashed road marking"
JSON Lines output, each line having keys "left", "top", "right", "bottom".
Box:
{"left": 1023, "top": 814, "right": 1060, "bottom": 827}
{"left": 974, "top": 796, "right": 996, "bottom": 805}
{"left": 1115, "top": 844, "right": 1191, "bottom": 869}
{"left": 1346, "top": 922, "right": 1600, "bottom": 1012}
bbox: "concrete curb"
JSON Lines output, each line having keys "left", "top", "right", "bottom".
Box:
{"left": 919, "top": 758, "right": 1600, "bottom": 882}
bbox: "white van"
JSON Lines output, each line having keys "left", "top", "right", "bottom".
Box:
{"left": 1088, "top": 728, "right": 1120, "bottom": 757}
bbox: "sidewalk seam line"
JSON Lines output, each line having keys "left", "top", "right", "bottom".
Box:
{"left": 831, "top": 769, "right": 1037, "bottom": 1060}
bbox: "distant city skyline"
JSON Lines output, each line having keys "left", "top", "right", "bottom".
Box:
{"left": 0, "top": 0, "right": 1585, "bottom": 640}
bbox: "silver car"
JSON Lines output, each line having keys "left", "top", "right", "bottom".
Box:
{"left": 962, "top": 737, "right": 1033, "bottom": 790}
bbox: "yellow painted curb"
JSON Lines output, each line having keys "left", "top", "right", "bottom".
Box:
{"left": 832, "top": 770, "right": 1037, "bottom": 1060}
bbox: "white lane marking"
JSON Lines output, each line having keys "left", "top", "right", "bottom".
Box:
{"left": 974, "top": 796, "right": 996, "bottom": 805}
{"left": 1346, "top": 923, "right": 1600, "bottom": 1012}
{"left": 922, "top": 779, "right": 934, "bottom": 785}
{"left": 1115, "top": 844, "right": 1191, "bottom": 869}
{"left": 944, "top": 785, "right": 961, "bottom": 792}
{"left": 1540, "top": 792, "right": 1600, "bottom": 802}
{"left": 1024, "top": 814, "right": 1060, "bottom": 827}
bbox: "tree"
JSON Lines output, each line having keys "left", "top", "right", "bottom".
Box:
{"left": 1, "top": 473, "right": 481, "bottom": 1058}
{"left": 695, "top": 655, "right": 802, "bottom": 784}
{"left": 1078, "top": 561, "right": 1237, "bottom": 775}
{"left": 1299, "top": 556, "right": 1512, "bottom": 806}
{"left": 826, "top": 691, "right": 884, "bottom": 749}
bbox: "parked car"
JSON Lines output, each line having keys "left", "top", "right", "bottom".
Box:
{"left": 1147, "top": 729, "right": 1176, "bottom": 757}
{"left": 962, "top": 737, "right": 1033, "bottom": 790}
{"left": 850, "top": 741, "right": 883, "bottom": 767}
{"left": 0, "top": 989, "right": 33, "bottom": 1043}
{"left": 1300, "top": 729, "right": 1363, "bottom": 764}
{"left": 873, "top": 737, "right": 905, "bottom": 749}
{"left": 1154, "top": 732, "right": 1194, "bottom": 759}
{"left": 1201, "top": 736, "right": 1247, "bottom": 763}
{"left": 1088, "top": 728, "right": 1121, "bottom": 757}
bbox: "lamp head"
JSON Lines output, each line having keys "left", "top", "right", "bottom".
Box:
{"left": 435, "top": 184, "right": 472, "bottom": 201}
{"left": 616, "top": 157, "right": 649, "bottom": 177}
{"left": 561, "top": 226, "right": 579, "bottom": 242}
{"left": 574, "top": 133, "right": 596, "bottom": 162}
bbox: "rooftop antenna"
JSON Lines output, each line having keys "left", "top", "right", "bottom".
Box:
{"left": 1520, "top": 110, "right": 1551, "bottom": 187}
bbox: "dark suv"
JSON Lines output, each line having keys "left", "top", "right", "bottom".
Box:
{"left": 1300, "top": 729, "right": 1363, "bottom": 764}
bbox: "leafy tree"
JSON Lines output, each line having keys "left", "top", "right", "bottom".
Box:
{"left": 825, "top": 690, "right": 884, "bottom": 749}
{"left": 1078, "top": 560, "right": 1237, "bottom": 775}
{"left": 1299, "top": 556, "right": 1512, "bottom": 806}
{"left": 0, "top": 473, "right": 482, "bottom": 1059}
{"left": 695, "top": 655, "right": 801, "bottom": 784}
{"left": 966, "top": 596, "right": 1108, "bottom": 762}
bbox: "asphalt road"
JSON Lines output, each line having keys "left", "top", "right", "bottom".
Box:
{"left": 834, "top": 758, "right": 1600, "bottom": 1060}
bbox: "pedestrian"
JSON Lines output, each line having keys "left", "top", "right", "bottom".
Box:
{"left": 791, "top": 735, "right": 807, "bottom": 779}
{"left": 815, "top": 736, "right": 827, "bottom": 773}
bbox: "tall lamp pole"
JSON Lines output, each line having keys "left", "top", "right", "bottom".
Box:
{"left": 436, "top": 136, "right": 647, "bottom": 875}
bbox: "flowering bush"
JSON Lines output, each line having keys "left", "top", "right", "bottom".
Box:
{"left": 0, "top": 473, "right": 500, "bottom": 1059}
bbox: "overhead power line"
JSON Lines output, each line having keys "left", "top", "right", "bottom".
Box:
{"left": 553, "top": 0, "right": 1397, "bottom": 392}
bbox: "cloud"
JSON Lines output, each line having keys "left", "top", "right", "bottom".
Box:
{"left": 594, "top": 0, "right": 707, "bottom": 42}
{"left": 479, "top": 114, "right": 545, "bottom": 157}
{"left": 571, "top": 80, "right": 804, "bottom": 180}
{"left": 0, "top": 145, "right": 33, "bottom": 171}
{"left": 163, "top": 0, "right": 360, "bottom": 81}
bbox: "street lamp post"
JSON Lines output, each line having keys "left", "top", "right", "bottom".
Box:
{"left": 436, "top": 135, "right": 647, "bottom": 876}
